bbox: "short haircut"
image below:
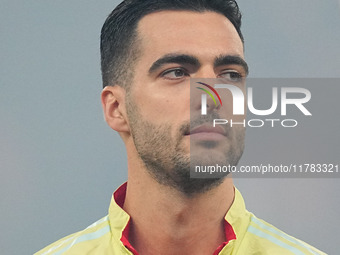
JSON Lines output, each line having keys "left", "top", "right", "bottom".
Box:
{"left": 100, "top": 0, "right": 244, "bottom": 88}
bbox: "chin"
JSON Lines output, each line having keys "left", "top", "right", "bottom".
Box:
{"left": 190, "top": 151, "right": 231, "bottom": 166}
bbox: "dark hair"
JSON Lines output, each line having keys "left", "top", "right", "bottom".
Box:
{"left": 100, "top": 0, "right": 244, "bottom": 88}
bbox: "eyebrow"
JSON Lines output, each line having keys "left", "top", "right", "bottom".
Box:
{"left": 214, "top": 55, "right": 249, "bottom": 75}
{"left": 148, "top": 54, "right": 200, "bottom": 74}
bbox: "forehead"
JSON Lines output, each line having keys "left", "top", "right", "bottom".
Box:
{"left": 136, "top": 10, "right": 244, "bottom": 61}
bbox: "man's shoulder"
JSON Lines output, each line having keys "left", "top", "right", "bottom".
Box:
{"left": 34, "top": 216, "right": 112, "bottom": 255}
{"left": 238, "top": 213, "right": 327, "bottom": 255}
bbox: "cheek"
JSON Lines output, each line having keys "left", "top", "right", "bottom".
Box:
{"left": 219, "top": 83, "right": 246, "bottom": 120}
{"left": 134, "top": 88, "right": 190, "bottom": 122}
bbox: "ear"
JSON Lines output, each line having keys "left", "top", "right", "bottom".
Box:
{"left": 101, "top": 86, "right": 130, "bottom": 133}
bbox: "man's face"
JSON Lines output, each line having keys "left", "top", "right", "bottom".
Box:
{"left": 125, "top": 11, "right": 247, "bottom": 195}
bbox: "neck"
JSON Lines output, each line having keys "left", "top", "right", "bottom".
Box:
{"left": 123, "top": 153, "right": 235, "bottom": 255}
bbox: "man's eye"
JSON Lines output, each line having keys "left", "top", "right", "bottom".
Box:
{"left": 161, "top": 68, "right": 189, "bottom": 80}
{"left": 219, "top": 71, "right": 243, "bottom": 82}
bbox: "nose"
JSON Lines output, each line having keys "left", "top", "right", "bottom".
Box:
{"left": 191, "top": 79, "right": 221, "bottom": 116}
{"left": 194, "top": 66, "right": 216, "bottom": 79}
{"left": 201, "top": 83, "right": 222, "bottom": 114}
{"left": 190, "top": 66, "right": 221, "bottom": 115}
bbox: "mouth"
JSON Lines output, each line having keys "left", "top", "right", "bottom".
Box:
{"left": 185, "top": 124, "right": 227, "bottom": 140}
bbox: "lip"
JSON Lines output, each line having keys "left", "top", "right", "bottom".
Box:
{"left": 187, "top": 124, "right": 227, "bottom": 140}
